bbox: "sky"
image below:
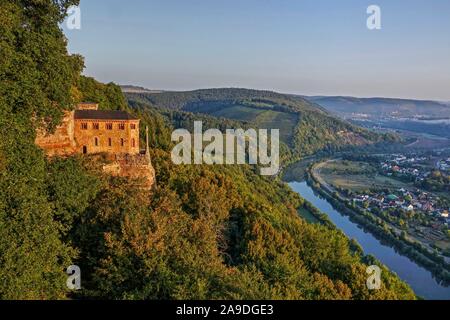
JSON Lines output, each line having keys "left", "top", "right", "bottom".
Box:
{"left": 63, "top": 0, "right": 450, "bottom": 100}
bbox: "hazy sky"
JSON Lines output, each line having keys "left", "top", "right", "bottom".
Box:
{"left": 64, "top": 0, "right": 450, "bottom": 100}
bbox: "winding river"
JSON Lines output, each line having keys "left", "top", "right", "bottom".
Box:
{"left": 289, "top": 181, "right": 450, "bottom": 300}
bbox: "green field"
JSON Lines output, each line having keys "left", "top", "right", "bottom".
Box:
{"left": 253, "top": 110, "right": 299, "bottom": 145}
{"left": 318, "top": 160, "right": 411, "bottom": 192}
{"left": 210, "top": 104, "right": 267, "bottom": 122}
{"left": 195, "top": 104, "right": 299, "bottom": 145}
{"left": 326, "top": 175, "right": 410, "bottom": 192}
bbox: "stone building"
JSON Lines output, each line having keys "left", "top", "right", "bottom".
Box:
{"left": 74, "top": 108, "right": 140, "bottom": 155}
{"left": 36, "top": 103, "right": 156, "bottom": 189}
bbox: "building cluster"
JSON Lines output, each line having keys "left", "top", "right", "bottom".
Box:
{"left": 437, "top": 158, "right": 450, "bottom": 172}
{"left": 379, "top": 154, "right": 430, "bottom": 180}
{"left": 353, "top": 187, "right": 450, "bottom": 225}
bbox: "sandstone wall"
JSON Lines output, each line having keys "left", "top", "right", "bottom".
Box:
{"left": 35, "top": 111, "right": 77, "bottom": 157}
{"left": 103, "top": 153, "right": 156, "bottom": 190}
{"left": 74, "top": 120, "right": 140, "bottom": 155}
{"left": 36, "top": 109, "right": 156, "bottom": 190}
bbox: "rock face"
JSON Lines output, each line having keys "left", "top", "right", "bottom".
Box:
{"left": 35, "top": 103, "right": 156, "bottom": 190}
{"left": 102, "top": 153, "right": 156, "bottom": 190}
{"left": 35, "top": 111, "right": 77, "bottom": 157}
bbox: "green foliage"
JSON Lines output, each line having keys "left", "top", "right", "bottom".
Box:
{"left": 419, "top": 170, "right": 450, "bottom": 192}
{"left": 46, "top": 157, "right": 101, "bottom": 232}
{"left": 77, "top": 76, "right": 127, "bottom": 111}
{"left": 0, "top": 0, "right": 82, "bottom": 299}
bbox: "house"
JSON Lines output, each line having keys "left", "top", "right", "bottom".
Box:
{"left": 36, "top": 103, "right": 140, "bottom": 156}
{"left": 387, "top": 194, "right": 399, "bottom": 201}
{"left": 422, "top": 202, "right": 434, "bottom": 212}
{"left": 74, "top": 108, "right": 140, "bottom": 155}
{"left": 403, "top": 204, "right": 414, "bottom": 212}
{"left": 412, "top": 201, "right": 422, "bottom": 209}
{"left": 36, "top": 103, "right": 155, "bottom": 190}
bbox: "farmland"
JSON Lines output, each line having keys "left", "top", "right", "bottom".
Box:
{"left": 316, "top": 160, "right": 411, "bottom": 193}
{"left": 191, "top": 103, "right": 299, "bottom": 145}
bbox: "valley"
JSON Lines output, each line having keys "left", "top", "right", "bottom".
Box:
{"left": 124, "top": 86, "right": 450, "bottom": 299}
{"left": 4, "top": 0, "right": 450, "bottom": 304}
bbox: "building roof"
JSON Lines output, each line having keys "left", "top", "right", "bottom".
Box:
{"left": 74, "top": 110, "right": 139, "bottom": 121}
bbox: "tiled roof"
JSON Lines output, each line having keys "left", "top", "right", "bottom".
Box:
{"left": 74, "top": 110, "right": 139, "bottom": 120}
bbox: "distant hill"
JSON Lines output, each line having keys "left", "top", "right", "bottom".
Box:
{"left": 125, "top": 88, "right": 397, "bottom": 161}
{"left": 120, "top": 85, "right": 163, "bottom": 94}
{"left": 303, "top": 96, "right": 450, "bottom": 120}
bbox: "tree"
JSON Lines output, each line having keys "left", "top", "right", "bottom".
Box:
{"left": 0, "top": 0, "right": 82, "bottom": 299}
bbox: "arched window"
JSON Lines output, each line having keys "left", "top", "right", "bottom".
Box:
{"left": 108, "top": 138, "right": 112, "bottom": 147}
{"left": 121, "top": 138, "right": 124, "bottom": 147}
{"left": 94, "top": 137, "right": 99, "bottom": 147}
{"left": 131, "top": 138, "right": 135, "bottom": 148}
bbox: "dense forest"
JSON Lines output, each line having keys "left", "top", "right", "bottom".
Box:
{"left": 0, "top": 0, "right": 415, "bottom": 300}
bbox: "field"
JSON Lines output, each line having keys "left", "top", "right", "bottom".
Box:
{"left": 317, "top": 160, "right": 411, "bottom": 192}
{"left": 193, "top": 103, "right": 299, "bottom": 145}
{"left": 253, "top": 110, "right": 299, "bottom": 145}
{"left": 211, "top": 105, "right": 266, "bottom": 122}
{"left": 403, "top": 130, "right": 450, "bottom": 150}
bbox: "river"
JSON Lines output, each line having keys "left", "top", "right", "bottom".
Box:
{"left": 289, "top": 181, "right": 450, "bottom": 300}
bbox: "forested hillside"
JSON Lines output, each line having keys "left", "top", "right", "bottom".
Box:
{"left": 0, "top": 0, "right": 414, "bottom": 300}
{"left": 74, "top": 79, "right": 416, "bottom": 300}
{"left": 126, "top": 89, "right": 399, "bottom": 163}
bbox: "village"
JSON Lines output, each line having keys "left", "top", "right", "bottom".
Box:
{"left": 340, "top": 152, "right": 450, "bottom": 253}
{"left": 312, "top": 153, "right": 450, "bottom": 258}
{"left": 351, "top": 153, "right": 450, "bottom": 225}
{"left": 352, "top": 188, "right": 449, "bottom": 224}
{"left": 379, "top": 153, "right": 450, "bottom": 182}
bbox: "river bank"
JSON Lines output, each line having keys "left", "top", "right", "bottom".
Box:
{"left": 289, "top": 181, "right": 450, "bottom": 300}
{"left": 305, "top": 162, "right": 450, "bottom": 285}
